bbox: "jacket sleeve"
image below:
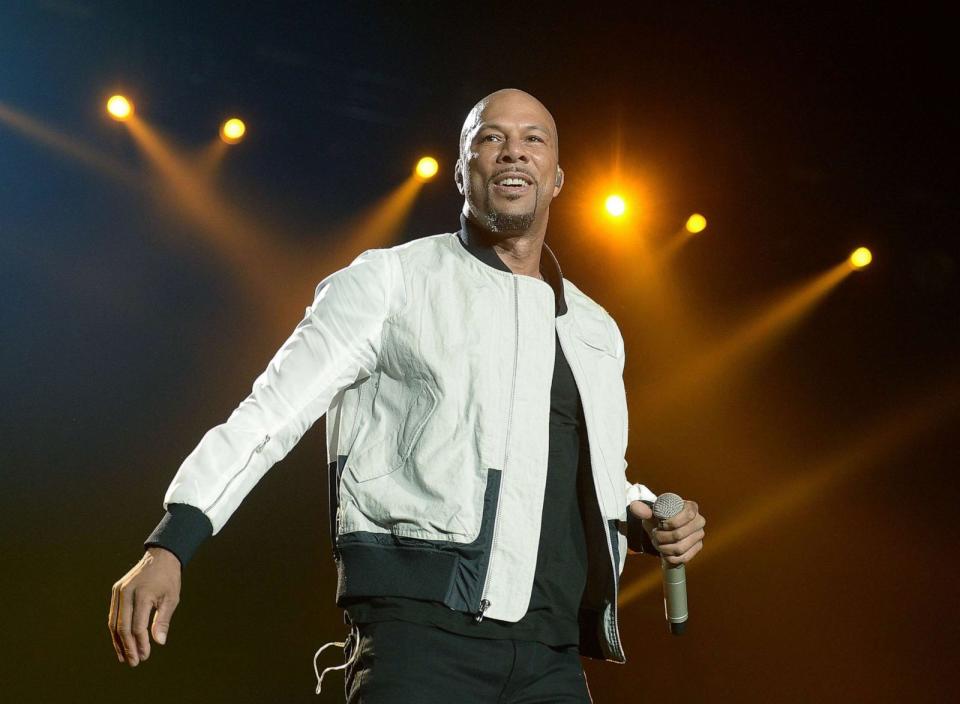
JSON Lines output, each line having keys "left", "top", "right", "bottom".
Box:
{"left": 606, "top": 311, "right": 660, "bottom": 557}
{"left": 144, "top": 247, "right": 405, "bottom": 565}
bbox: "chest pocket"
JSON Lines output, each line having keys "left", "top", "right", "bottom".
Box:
{"left": 573, "top": 313, "right": 617, "bottom": 358}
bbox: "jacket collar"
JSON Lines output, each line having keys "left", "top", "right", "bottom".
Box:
{"left": 457, "top": 213, "right": 568, "bottom": 316}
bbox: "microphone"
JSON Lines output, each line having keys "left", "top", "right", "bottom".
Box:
{"left": 653, "top": 492, "right": 689, "bottom": 635}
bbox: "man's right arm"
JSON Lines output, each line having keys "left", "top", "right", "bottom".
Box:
{"left": 107, "top": 247, "right": 406, "bottom": 667}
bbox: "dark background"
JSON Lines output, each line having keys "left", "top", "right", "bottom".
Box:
{"left": 2, "top": 2, "right": 957, "bottom": 702}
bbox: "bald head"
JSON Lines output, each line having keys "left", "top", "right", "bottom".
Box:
{"left": 455, "top": 89, "right": 564, "bottom": 236}
{"left": 459, "top": 89, "right": 559, "bottom": 161}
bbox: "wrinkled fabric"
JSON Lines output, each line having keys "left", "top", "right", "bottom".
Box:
{"left": 158, "top": 231, "right": 653, "bottom": 660}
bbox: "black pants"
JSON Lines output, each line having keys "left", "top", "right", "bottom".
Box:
{"left": 344, "top": 620, "right": 593, "bottom": 703}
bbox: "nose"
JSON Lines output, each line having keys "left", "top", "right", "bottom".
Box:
{"left": 497, "top": 136, "right": 529, "bottom": 163}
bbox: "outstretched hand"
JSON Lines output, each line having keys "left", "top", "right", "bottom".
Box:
{"left": 628, "top": 499, "right": 705, "bottom": 565}
{"left": 108, "top": 547, "right": 182, "bottom": 666}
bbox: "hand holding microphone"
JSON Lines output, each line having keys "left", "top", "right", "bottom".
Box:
{"left": 629, "top": 492, "right": 706, "bottom": 634}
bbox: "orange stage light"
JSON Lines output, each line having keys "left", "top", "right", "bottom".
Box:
{"left": 605, "top": 194, "right": 627, "bottom": 217}
{"left": 106, "top": 95, "right": 133, "bottom": 121}
{"left": 415, "top": 156, "right": 439, "bottom": 181}
{"left": 849, "top": 247, "right": 872, "bottom": 269}
{"left": 685, "top": 213, "right": 707, "bottom": 234}
{"left": 220, "top": 118, "right": 246, "bottom": 144}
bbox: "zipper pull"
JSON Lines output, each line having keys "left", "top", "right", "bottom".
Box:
{"left": 475, "top": 599, "right": 491, "bottom": 623}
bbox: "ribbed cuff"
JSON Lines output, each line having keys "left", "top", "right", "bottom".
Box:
{"left": 627, "top": 506, "right": 660, "bottom": 556}
{"left": 144, "top": 503, "right": 213, "bottom": 567}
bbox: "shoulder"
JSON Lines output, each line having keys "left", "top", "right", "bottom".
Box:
{"left": 366, "top": 232, "right": 458, "bottom": 274}
{"left": 345, "top": 232, "right": 457, "bottom": 280}
{"left": 342, "top": 234, "right": 460, "bottom": 309}
{"left": 388, "top": 232, "right": 458, "bottom": 258}
{"left": 349, "top": 232, "right": 454, "bottom": 264}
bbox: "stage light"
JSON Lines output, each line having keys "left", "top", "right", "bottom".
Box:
{"left": 106, "top": 95, "right": 133, "bottom": 121}
{"left": 849, "top": 247, "right": 872, "bottom": 269}
{"left": 685, "top": 213, "right": 707, "bottom": 234}
{"left": 415, "top": 156, "right": 439, "bottom": 180}
{"left": 220, "top": 118, "right": 246, "bottom": 144}
{"left": 605, "top": 194, "right": 626, "bottom": 217}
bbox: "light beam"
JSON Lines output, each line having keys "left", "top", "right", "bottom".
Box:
{"left": 0, "top": 101, "right": 139, "bottom": 184}
{"left": 619, "top": 372, "right": 960, "bottom": 606}
{"left": 633, "top": 261, "right": 852, "bottom": 421}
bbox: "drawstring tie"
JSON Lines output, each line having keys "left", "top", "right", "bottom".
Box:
{"left": 313, "top": 624, "right": 360, "bottom": 696}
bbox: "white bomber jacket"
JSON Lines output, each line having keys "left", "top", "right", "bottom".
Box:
{"left": 146, "top": 217, "right": 659, "bottom": 663}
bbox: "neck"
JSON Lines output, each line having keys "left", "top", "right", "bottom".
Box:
{"left": 463, "top": 207, "right": 548, "bottom": 278}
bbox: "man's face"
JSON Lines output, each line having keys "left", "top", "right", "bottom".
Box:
{"left": 457, "top": 91, "right": 563, "bottom": 234}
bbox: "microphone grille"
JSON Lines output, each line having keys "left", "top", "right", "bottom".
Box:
{"left": 653, "top": 492, "right": 685, "bottom": 521}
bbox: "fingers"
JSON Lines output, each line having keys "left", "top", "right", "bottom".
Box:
{"left": 656, "top": 529, "right": 705, "bottom": 564}
{"left": 658, "top": 501, "right": 700, "bottom": 531}
{"left": 115, "top": 582, "right": 140, "bottom": 666}
{"left": 151, "top": 594, "right": 179, "bottom": 646}
{"left": 656, "top": 511, "right": 706, "bottom": 545}
{"left": 132, "top": 589, "right": 155, "bottom": 663}
{"left": 661, "top": 539, "right": 703, "bottom": 566}
{"left": 108, "top": 581, "right": 124, "bottom": 663}
{"left": 627, "top": 500, "right": 653, "bottom": 521}
{"left": 651, "top": 500, "right": 706, "bottom": 565}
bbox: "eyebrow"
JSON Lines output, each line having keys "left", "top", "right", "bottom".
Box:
{"left": 475, "top": 123, "right": 552, "bottom": 138}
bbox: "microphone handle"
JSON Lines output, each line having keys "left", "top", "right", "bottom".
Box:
{"left": 661, "top": 555, "right": 688, "bottom": 635}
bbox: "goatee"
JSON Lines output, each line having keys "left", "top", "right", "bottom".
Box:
{"left": 483, "top": 210, "right": 535, "bottom": 233}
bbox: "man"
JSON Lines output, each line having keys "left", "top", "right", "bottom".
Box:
{"left": 108, "top": 89, "right": 706, "bottom": 702}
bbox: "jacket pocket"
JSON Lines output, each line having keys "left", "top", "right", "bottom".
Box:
{"left": 347, "top": 378, "right": 438, "bottom": 483}
{"left": 574, "top": 314, "right": 617, "bottom": 358}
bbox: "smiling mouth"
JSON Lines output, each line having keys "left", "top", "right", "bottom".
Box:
{"left": 491, "top": 174, "right": 534, "bottom": 196}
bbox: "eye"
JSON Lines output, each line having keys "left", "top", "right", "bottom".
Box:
{"left": 480, "top": 133, "right": 501, "bottom": 143}
{"left": 527, "top": 135, "right": 545, "bottom": 143}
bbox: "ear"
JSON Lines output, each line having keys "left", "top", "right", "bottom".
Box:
{"left": 553, "top": 166, "right": 564, "bottom": 196}
{"left": 454, "top": 158, "right": 465, "bottom": 195}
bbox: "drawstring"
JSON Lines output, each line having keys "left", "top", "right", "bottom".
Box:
{"left": 313, "top": 624, "right": 360, "bottom": 696}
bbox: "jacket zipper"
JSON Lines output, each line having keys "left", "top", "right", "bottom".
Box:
{"left": 476, "top": 275, "right": 519, "bottom": 622}
{"left": 203, "top": 434, "right": 272, "bottom": 513}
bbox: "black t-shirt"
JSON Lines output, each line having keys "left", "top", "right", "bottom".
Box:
{"left": 343, "top": 333, "right": 589, "bottom": 647}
